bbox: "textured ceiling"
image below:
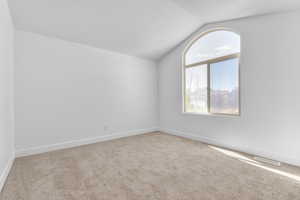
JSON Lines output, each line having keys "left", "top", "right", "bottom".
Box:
{"left": 8, "top": 0, "right": 300, "bottom": 60}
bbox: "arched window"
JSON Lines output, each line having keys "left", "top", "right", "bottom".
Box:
{"left": 183, "top": 29, "right": 240, "bottom": 115}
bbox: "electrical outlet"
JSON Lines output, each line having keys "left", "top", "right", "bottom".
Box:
{"left": 104, "top": 125, "right": 108, "bottom": 131}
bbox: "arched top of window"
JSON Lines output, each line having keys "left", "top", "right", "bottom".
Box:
{"left": 185, "top": 30, "right": 240, "bottom": 66}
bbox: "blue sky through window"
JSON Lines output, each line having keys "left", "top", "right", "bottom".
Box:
{"left": 210, "top": 58, "right": 239, "bottom": 92}
{"left": 186, "top": 30, "right": 240, "bottom": 65}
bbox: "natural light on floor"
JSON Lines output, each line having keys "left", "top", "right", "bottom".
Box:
{"left": 209, "top": 145, "right": 300, "bottom": 183}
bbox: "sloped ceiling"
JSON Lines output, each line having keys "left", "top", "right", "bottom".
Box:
{"left": 8, "top": 0, "right": 300, "bottom": 60}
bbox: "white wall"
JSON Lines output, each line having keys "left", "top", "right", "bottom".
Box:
{"left": 0, "top": 0, "right": 15, "bottom": 190}
{"left": 158, "top": 11, "right": 300, "bottom": 166}
{"left": 15, "top": 30, "right": 158, "bottom": 152}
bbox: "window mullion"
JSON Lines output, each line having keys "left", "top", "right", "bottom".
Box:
{"left": 207, "top": 63, "right": 211, "bottom": 113}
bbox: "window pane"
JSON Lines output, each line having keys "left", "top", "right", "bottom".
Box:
{"left": 185, "top": 31, "right": 240, "bottom": 65}
{"left": 185, "top": 65, "right": 208, "bottom": 113}
{"left": 210, "top": 58, "right": 239, "bottom": 115}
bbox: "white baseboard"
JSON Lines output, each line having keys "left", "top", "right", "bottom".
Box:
{"left": 14, "top": 127, "right": 300, "bottom": 166}
{"left": 16, "top": 127, "right": 158, "bottom": 158}
{"left": 0, "top": 153, "right": 15, "bottom": 192}
{"left": 160, "top": 128, "right": 300, "bottom": 167}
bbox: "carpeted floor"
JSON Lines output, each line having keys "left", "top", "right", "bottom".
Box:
{"left": 1, "top": 132, "right": 300, "bottom": 200}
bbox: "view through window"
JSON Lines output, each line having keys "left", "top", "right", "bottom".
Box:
{"left": 184, "top": 30, "right": 240, "bottom": 115}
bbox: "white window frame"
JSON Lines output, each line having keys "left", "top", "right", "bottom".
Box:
{"left": 182, "top": 29, "right": 241, "bottom": 117}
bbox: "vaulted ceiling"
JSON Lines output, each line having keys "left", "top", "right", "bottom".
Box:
{"left": 8, "top": 0, "right": 300, "bottom": 60}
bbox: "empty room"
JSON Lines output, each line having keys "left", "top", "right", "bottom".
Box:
{"left": 1, "top": 0, "right": 300, "bottom": 199}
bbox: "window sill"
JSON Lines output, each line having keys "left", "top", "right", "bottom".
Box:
{"left": 182, "top": 112, "right": 240, "bottom": 118}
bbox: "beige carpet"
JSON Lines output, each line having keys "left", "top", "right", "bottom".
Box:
{"left": 1, "top": 132, "right": 300, "bottom": 200}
